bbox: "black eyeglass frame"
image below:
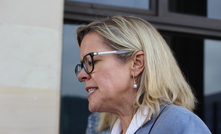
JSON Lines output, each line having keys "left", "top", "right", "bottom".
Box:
{"left": 75, "top": 50, "right": 132, "bottom": 76}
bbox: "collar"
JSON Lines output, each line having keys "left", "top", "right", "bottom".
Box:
{"left": 111, "top": 106, "right": 149, "bottom": 134}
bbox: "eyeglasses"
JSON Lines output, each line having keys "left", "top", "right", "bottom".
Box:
{"left": 75, "top": 50, "right": 131, "bottom": 76}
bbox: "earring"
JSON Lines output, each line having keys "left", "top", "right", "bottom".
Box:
{"left": 133, "top": 75, "right": 138, "bottom": 88}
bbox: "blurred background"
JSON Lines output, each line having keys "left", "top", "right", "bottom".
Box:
{"left": 1, "top": 0, "right": 221, "bottom": 134}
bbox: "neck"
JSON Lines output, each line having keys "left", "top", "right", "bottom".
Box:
{"left": 116, "top": 108, "right": 136, "bottom": 134}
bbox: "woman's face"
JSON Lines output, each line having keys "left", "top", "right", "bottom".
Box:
{"left": 77, "top": 32, "right": 135, "bottom": 114}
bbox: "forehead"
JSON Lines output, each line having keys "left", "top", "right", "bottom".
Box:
{"left": 80, "top": 32, "right": 111, "bottom": 57}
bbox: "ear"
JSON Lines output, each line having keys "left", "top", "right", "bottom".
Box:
{"left": 131, "top": 51, "right": 145, "bottom": 77}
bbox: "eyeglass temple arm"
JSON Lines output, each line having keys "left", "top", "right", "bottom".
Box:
{"left": 94, "top": 50, "right": 131, "bottom": 55}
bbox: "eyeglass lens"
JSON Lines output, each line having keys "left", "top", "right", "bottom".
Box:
{"left": 83, "top": 54, "right": 93, "bottom": 74}
{"left": 75, "top": 64, "right": 81, "bottom": 76}
{"left": 75, "top": 54, "right": 94, "bottom": 76}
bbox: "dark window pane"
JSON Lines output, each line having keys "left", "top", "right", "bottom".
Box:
{"left": 169, "top": 0, "right": 221, "bottom": 20}
{"left": 204, "top": 39, "right": 221, "bottom": 96}
{"left": 204, "top": 39, "right": 221, "bottom": 134}
{"left": 169, "top": 0, "right": 207, "bottom": 16}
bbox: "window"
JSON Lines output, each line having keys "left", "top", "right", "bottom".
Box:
{"left": 204, "top": 39, "right": 221, "bottom": 134}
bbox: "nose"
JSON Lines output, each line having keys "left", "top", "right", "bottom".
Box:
{"left": 77, "top": 69, "right": 91, "bottom": 82}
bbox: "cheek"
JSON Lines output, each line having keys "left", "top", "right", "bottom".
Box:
{"left": 94, "top": 65, "right": 131, "bottom": 93}
{"left": 95, "top": 72, "right": 115, "bottom": 90}
{"left": 92, "top": 58, "right": 132, "bottom": 91}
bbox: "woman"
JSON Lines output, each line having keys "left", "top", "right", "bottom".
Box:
{"left": 75, "top": 16, "right": 211, "bottom": 134}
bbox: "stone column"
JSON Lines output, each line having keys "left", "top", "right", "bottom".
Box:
{"left": 0, "top": 0, "right": 63, "bottom": 133}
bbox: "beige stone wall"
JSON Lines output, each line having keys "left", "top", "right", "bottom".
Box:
{"left": 0, "top": 0, "right": 63, "bottom": 133}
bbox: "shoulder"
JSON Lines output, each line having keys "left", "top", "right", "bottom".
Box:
{"left": 162, "top": 104, "right": 198, "bottom": 120}
{"left": 152, "top": 104, "right": 211, "bottom": 134}
{"left": 137, "top": 104, "right": 211, "bottom": 134}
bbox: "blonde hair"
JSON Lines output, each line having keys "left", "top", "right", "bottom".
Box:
{"left": 77, "top": 15, "right": 197, "bottom": 130}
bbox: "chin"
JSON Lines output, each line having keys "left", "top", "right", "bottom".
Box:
{"left": 88, "top": 104, "right": 99, "bottom": 113}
